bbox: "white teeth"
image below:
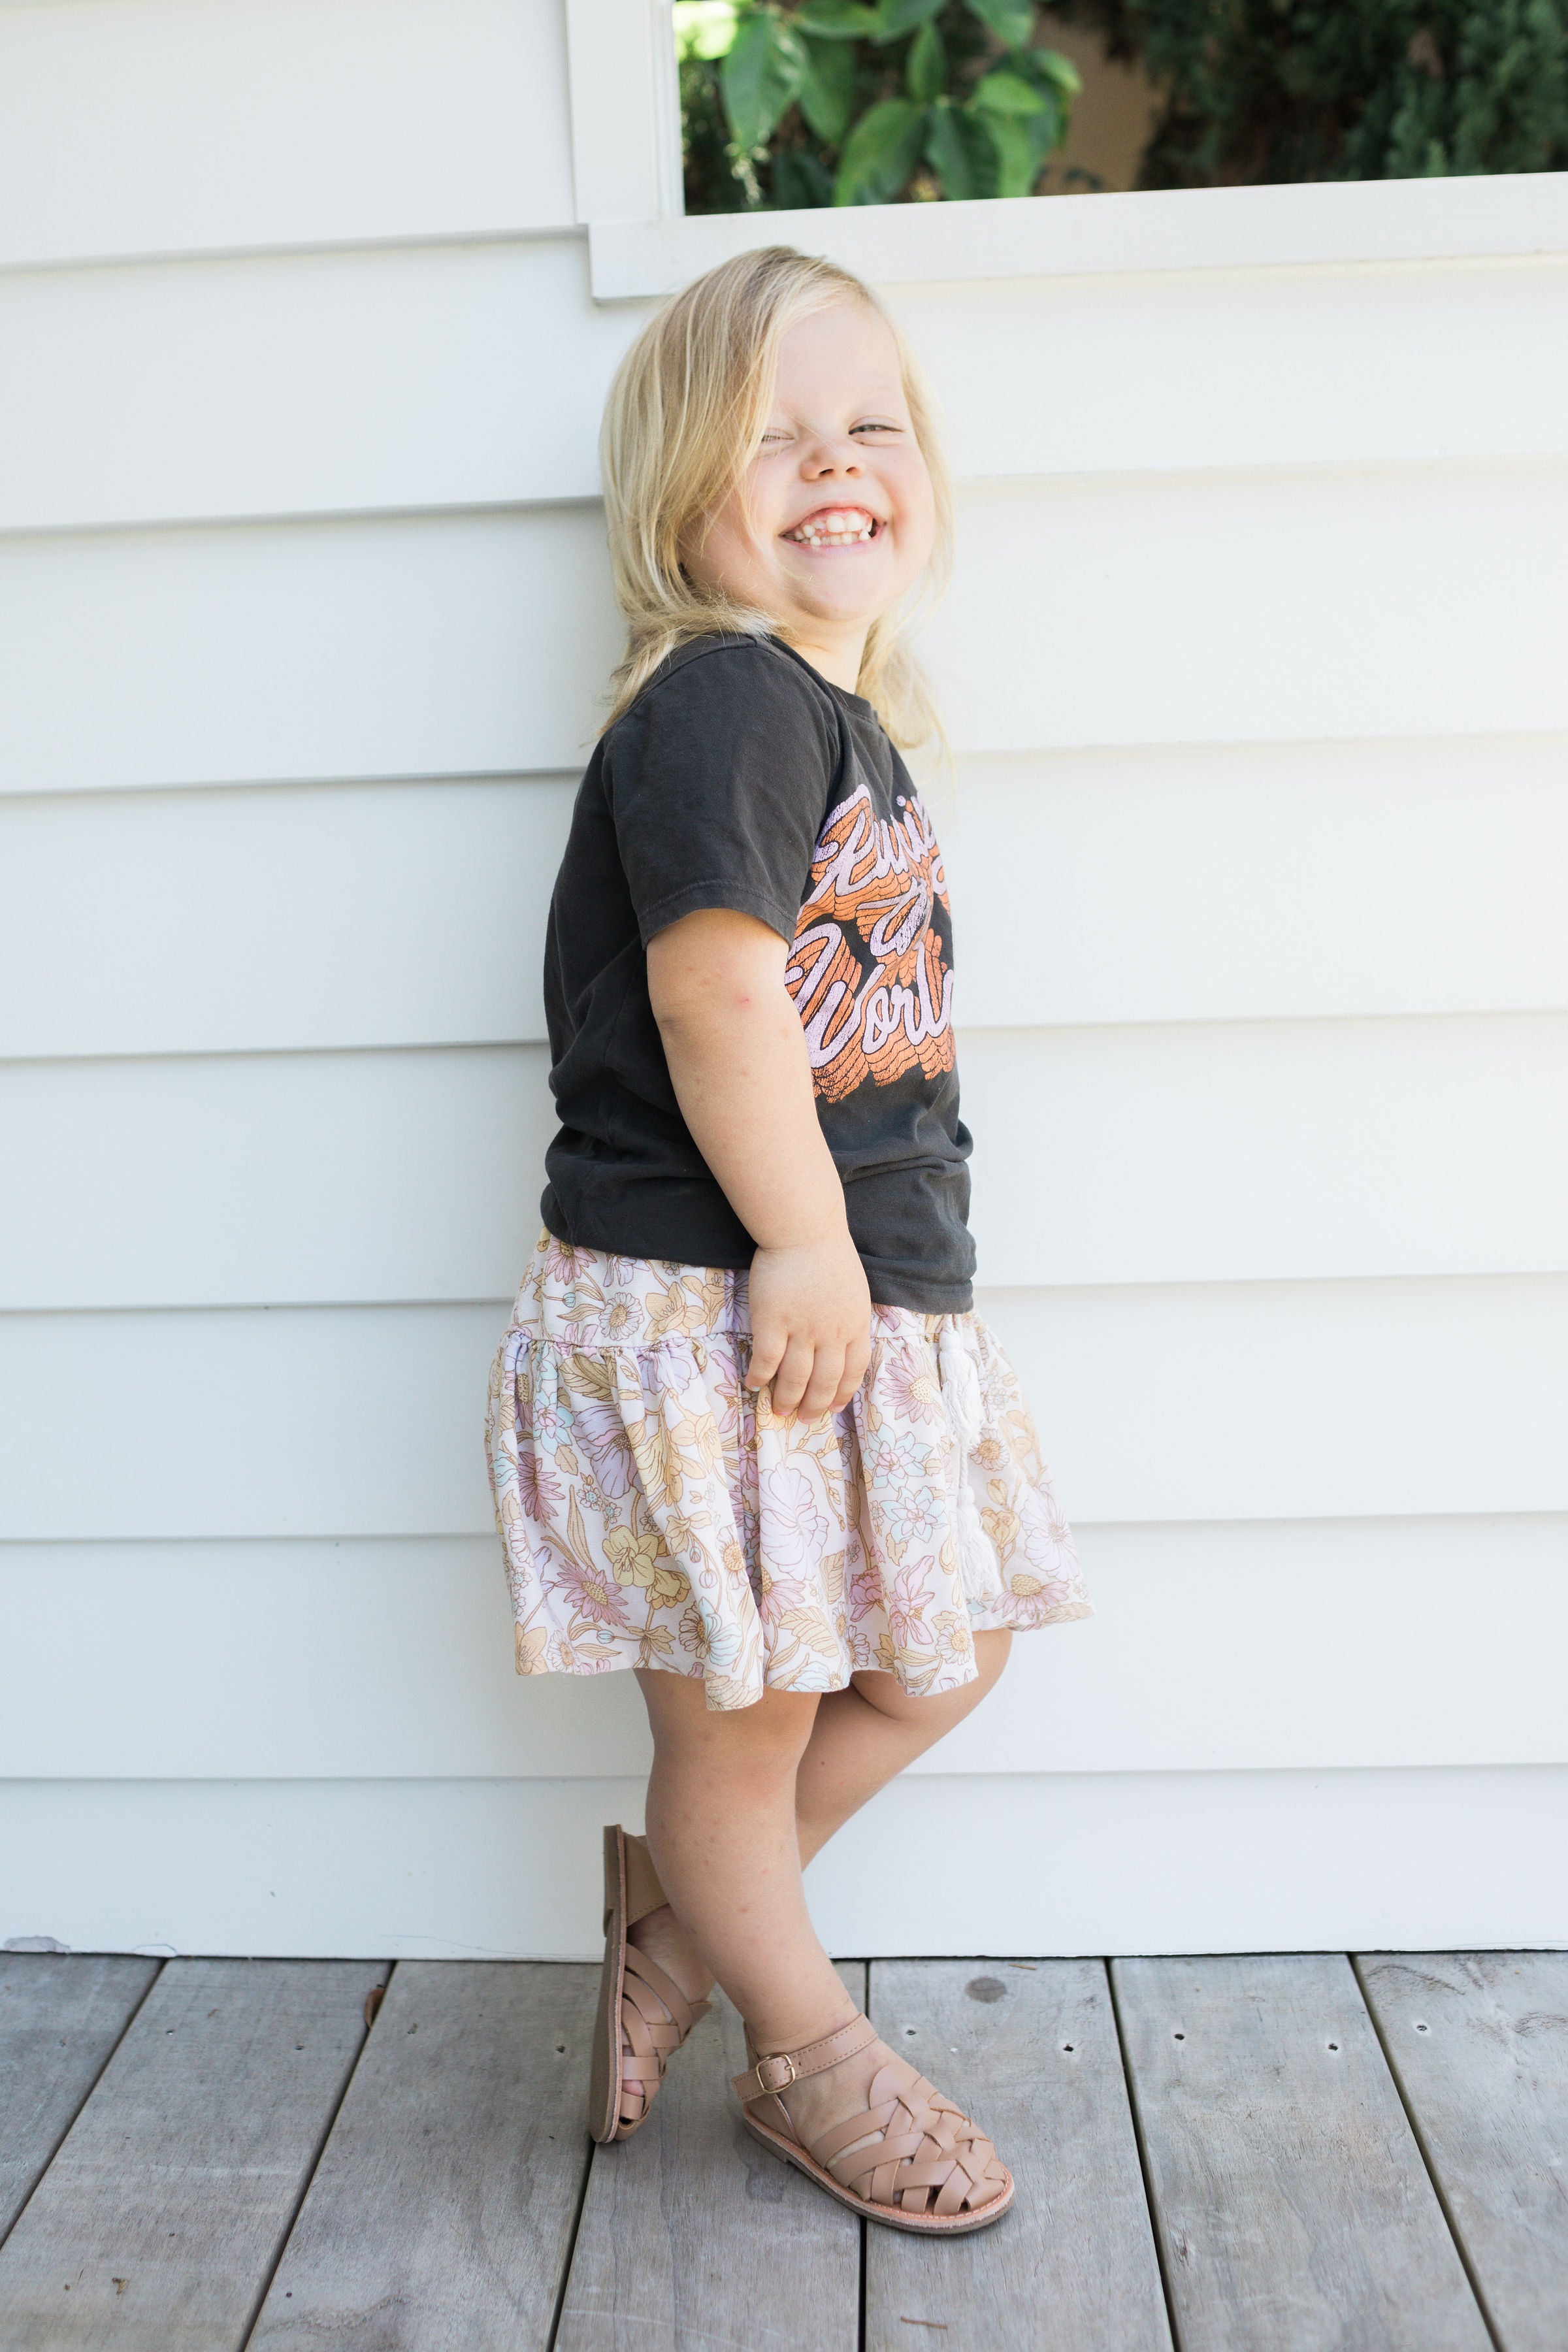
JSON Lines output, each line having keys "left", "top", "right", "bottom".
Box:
{"left": 789, "top": 513, "right": 877, "bottom": 547}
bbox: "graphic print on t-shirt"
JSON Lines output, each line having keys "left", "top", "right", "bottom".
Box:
{"left": 783, "top": 781, "right": 956, "bottom": 1105}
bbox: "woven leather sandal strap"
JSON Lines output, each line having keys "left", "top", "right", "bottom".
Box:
{"left": 622, "top": 1942, "right": 698, "bottom": 2037}
{"left": 819, "top": 2066, "right": 1007, "bottom": 2217}
{"left": 731, "top": 2013, "right": 878, "bottom": 2106}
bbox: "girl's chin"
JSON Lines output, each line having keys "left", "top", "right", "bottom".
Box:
{"left": 772, "top": 570, "right": 902, "bottom": 628}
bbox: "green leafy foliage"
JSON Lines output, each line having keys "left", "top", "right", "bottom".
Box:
{"left": 1048, "top": 0, "right": 1568, "bottom": 185}
{"left": 964, "top": 0, "right": 1037, "bottom": 44}
{"left": 800, "top": 32, "right": 858, "bottom": 139}
{"left": 834, "top": 95, "right": 931, "bottom": 197}
{"left": 720, "top": 11, "right": 809, "bottom": 149}
{"left": 676, "top": 0, "right": 1079, "bottom": 209}
{"left": 907, "top": 20, "right": 949, "bottom": 97}
{"left": 794, "top": 0, "right": 882, "bottom": 30}
{"left": 874, "top": 0, "right": 948, "bottom": 37}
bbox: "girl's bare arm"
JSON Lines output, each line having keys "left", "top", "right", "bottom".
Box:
{"left": 647, "top": 906, "right": 872, "bottom": 1418}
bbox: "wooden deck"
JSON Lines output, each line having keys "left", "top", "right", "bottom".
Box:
{"left": 1, "top": 1950, "right": 1565, "bottom": 2350}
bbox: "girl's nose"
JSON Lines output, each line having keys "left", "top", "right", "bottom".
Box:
{"left": 804, "top": 436, "right": 862, "bottom": 477}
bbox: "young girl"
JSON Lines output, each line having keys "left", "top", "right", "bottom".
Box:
{"left": 487, "top": 245, "right": 1090, "bottom": 2236}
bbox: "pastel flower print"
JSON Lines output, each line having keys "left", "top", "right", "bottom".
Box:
{"left": 862, "top": 1431, "right": 936, "bottom": 1495}
{"left": 884, "top": 1481, "right": 941, "bottom": 1546}
{"left": 667, "top": 1408, "right": 724, "bottom": 1481}
{"left": 646, "top": 1280, "right": 703, "bottom": 1342}
{"left": 980, "top": 1478, "right": 1021, "bottom": 1562}
{"left": 555, "top": 1552, "right": 625, "bottom": 1627}
{"left": 846, "top": 1556, "right": 885, "bottom": 1625}
{"left": 930, "top": 1608, "right": 973, "bottom": 1666}
{"left": 518, "top": 1452, "right": 564, "bottom": 1523}
{"left": 532, "top": 1392, "right": 570, "bottom": 1448}
{"left": 514, "top": 1623, "right": 548, "bottom": 1673}
{"left": 604, "top": 1523, "right": 689, "bottom": 1607}
{"left": 757, "top": 1561, "right": 808, "bottom": 1617}
{"left": 886, "top": 1564, "right": 933, "bottom": 1653}
{"left": 883, "top": 1348, "right": 943, "bottom": 1423}
{"left": 761, "top": 1465, "right": 828, "bottom": 1567}
{"left": 679, "top": 1601, "right": 713, "bottom": 1662}
{"left": 571, "top": 1396, "right": 637, "bottom": 1499}
{"left": 718, "top": 1533, "right": 749, "bottom": 1586}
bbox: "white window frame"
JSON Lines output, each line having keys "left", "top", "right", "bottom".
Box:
{"left": 565, "top": 0, "right": 1568, "bottom": 300}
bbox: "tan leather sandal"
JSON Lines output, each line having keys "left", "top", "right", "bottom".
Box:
{"left": 733, "top": 2012, "right": 1014, "bottom": 2232}
{"left": 589, "top": 1823, "right": 710, "bottom": 2144}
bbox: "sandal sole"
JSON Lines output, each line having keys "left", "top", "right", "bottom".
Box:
{"left": 742, "top": 2114, "right": 1015, "bottom": 2234}
{"left": 588, "top": 1823, "right": 627, "bottom": 2145}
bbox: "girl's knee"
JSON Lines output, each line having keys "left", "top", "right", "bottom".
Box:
{"left": 851, "top": 1630, "right": 1011, "bottom": 1724}
{"left": 642, "top": 1672, "right": 818, "bottom": 1778}
{"left": 725, "top": 1690, "right": 821, "bottom": 1777}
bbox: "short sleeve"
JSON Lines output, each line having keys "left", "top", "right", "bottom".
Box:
{"left": 604, "top": 640, "right": 838, "bottom": 947}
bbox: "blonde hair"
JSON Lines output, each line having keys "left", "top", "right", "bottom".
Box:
{"left": 598, "top": 244, "right": 952, "bottom": 747}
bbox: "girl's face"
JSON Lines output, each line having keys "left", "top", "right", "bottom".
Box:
{"left": 683, "top": 301, "right": 936, "bottom": 681}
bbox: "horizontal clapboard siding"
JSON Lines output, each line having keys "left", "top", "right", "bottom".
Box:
{"left": 6, "top": 473, "right": 1565, "bottom": 796}
{"left": 0, "top": 237, "right": 620, "bottom": 532}
{"left": 5, "top": 1013, "right": 1566, "bottom": 1307}
{"left": 930, "top": 465, "right": 1568, "bottom": 751}
{"left": 0, "top": 510, "right": 621, "bottom": 795}
{"left": 4, "top": 0, "right": 1565, "bottom": 1955}
{"left": 8, "top": 248, "right": 1567, "bottom": 532}
{"left": 3, "top": 1277, "right": 1564, "bottom": 1541}
{"left": 0, "top": 0, "right": 575, "bottom": 269}
{"left": 2, "top": 1517, "right": 1562, "bottom": 1780}
{"left": 5, "top": 739, "right": 1566, "bottom": 1060}
{"left": 4, "top": 1767, "right": 1565, "bottom": 1958}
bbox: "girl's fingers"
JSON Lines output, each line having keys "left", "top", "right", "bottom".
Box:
{"left": 798, "top": 1345, "right": 845, "bottom": 1422}
{"left": 768, "top": 1335, "right": 815, "bottom": 1418}
{"left": 827, "top": 1331, "right": 872, "bottom": 1414}
{"left": 746, "top": 1320, "right": 787, "bottom": 1392}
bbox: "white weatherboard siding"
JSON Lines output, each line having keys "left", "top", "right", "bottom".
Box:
{"left": 2, "top": 0, "right": 1565, "bottom": 1959}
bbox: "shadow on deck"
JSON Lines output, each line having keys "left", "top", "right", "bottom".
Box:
{"left": 1, "top": 1948, "right": 1565, "bottom": 2349}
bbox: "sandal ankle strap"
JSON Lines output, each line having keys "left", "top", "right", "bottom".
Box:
{"left": 732, "top": 2012, "right": 877, "bottom": 2104}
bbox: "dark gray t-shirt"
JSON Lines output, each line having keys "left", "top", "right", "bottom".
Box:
{"left": 540, "top": 634, "right": 975, "bottom": 1312}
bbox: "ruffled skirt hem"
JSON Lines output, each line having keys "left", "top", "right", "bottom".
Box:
{"left": 485, "top": 1233, "right": 1092, "bottom": 1712}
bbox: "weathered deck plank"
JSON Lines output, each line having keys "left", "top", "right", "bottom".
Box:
{"left": 0, "top": 1953, "right": 159, "bottom": 2244}
{"left": 1112, "top": 1952, "right": 1492, "bottom": 2352}
{"left": 555, "top": 1963, "right": 864, "bottom": 2352}
{"left": 864, "top": 1957, "right": 1173, "bottom": 2352}
{"left": 1356, "top": 1950, "right": 1568, "bottom": 2352}
{"left": 0, "top": 1955, "right": 382, "bottom": 2352}
{"left": 248, "top": 1959, "right": 599, "bottom": 2352}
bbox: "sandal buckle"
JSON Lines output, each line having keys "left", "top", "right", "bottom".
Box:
{"left": 754, "top": 2052, "right": 797, "bottom": 2094}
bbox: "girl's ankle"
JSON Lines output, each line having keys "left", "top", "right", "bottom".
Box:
{"left": 750, "top": 1996, "right": 862, "bottom": 2059}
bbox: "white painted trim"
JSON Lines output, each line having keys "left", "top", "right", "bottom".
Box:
{"left": 564, "top": 0, "right": 683, "bottom": 226}
{"left": 590, "top": 170, "right": 1568, "bottom": 299}
{"left": 6, "top": 1768, "right": 1567, "bottom": 1957}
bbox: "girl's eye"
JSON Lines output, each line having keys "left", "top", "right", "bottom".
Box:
{"left": 852, "top": 421, "right": 901, "bottom": 435}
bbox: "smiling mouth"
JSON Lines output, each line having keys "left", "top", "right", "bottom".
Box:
{"left": 783, "top": 506, "right": 883, "bottom": 548}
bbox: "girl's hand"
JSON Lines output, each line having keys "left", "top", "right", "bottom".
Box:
{"left": 647, "top": 907, "right": 875, "bottom": 1422}
{"left": 747, "top": 1233, "right": 872, "bottom": 1420}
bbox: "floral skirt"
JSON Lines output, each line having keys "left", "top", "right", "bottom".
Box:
{"left": 485, "top": 1232, "right": 1092, "bottom": 1712}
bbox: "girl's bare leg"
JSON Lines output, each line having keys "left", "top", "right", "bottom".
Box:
{"left": 626, "top": 1633, "right": 1012, "bottom": 2146}
{"left": 634, "top": 1637, "right": 1020, "bottom": 2154}
{"left": 794, "top": 1630, "right": 1011, "bottom": 1864}
{"left": 629, "top": 1678, "right": 843, "bottom": 2046}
